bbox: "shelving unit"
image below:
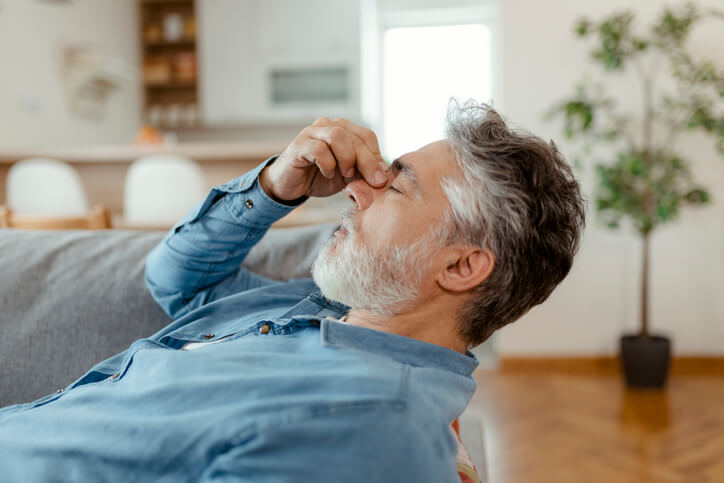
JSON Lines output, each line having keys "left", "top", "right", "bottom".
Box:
{"left": 138, "top": 0, "right": 200, "bottom": 128}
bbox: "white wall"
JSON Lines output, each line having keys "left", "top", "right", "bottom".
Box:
{"left": 199, "top": 0, "right": 361, "bottom": 125}
{"left": 0, "top": 0, "right": 140, "bottom": 147}
{"left": 497, "top": 0, "right": 724, "bottom": 355}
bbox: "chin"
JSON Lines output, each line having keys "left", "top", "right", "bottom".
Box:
{"left": 311, "top": 233, "right": 425, "bottom": 316}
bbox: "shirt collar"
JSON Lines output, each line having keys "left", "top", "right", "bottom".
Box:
{"left": 305, "top": 291, "right": 479, "bottom": 377}
{"left": 317, "top": 317, "right": 479, "bottom": 377}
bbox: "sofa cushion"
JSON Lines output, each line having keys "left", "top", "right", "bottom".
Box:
{"left": 0, "top": 224, "right": 337, "bottom": 407}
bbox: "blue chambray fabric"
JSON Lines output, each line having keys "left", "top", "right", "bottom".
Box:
{"left": 0, "top": 158, "right": 479, "bottom": 482}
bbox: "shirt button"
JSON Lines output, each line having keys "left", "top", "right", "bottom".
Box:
{"left": 244, "top": 199, "right": 254, "bottom": 209}
{"left": 203, "top": 333, "right": 214, "bottom": 339}
{"left": 259, "top": 324, "right": 271, "bottom": 334}
{"left": 110, "top": 373, "right": 120, "bottom": 381}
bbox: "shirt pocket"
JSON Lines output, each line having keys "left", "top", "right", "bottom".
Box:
{"left": 274, "top": 361, "right": 411, "bottom": 425}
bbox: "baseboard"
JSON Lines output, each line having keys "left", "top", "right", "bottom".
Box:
{"left": 496, "top": 356, "right": 724, "bottom": 375}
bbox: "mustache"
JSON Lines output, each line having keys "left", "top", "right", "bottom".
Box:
{"left": 339, "top": 207, "right": 359, "bottom": 235}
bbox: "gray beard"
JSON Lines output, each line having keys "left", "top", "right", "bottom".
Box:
{"left": 311, "top": 208, "right": 439, "bottom": 316}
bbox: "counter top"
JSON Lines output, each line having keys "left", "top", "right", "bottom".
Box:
{"left": 0, "top": 141, "right": 288, "bottom": 164}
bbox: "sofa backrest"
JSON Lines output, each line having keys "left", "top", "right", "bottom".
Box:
{"left": 0, "top": 224, "right": 337, "bottom": 407}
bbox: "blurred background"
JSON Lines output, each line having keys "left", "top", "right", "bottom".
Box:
{"left": 0, "top": 1, "right": 722, "bottom": 481}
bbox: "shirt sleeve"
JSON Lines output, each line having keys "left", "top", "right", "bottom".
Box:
{"left": 199, "top": 405, "right": 459, "bottom": 483}
{"left": 144, "top": 156, "right": 308, "bottom": 319}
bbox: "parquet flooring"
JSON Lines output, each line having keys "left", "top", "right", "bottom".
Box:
{"left": 469, "top": 370, "right": 724, "bottom": 483}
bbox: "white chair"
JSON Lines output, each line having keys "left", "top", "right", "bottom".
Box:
{"left": 124, "top": 154, "right": 205, "bottom": 227}
{"left": 6, "top": 158, "right": 89, "bottom": 216}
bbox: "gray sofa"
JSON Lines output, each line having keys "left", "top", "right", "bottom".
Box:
{"left": 0, "top": 224, "right": 337, "bottom": 407}
{"left": 0, "top": 225, "right": 486, "bottom": 478}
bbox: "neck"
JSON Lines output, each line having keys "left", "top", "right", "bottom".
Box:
{"left": 344, "top": 293, "right": 468, "bottom": 354}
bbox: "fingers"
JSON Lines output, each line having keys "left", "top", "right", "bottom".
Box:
{"left": 304, "top": 121, "right": 388, "bottom": 187}
{"left": 299, "top": 139, "right": 337, "bottom": 179}
{"left": 313, "top": 117, "right": 383, "bottom": 164}
{"left": 330, "top": 118, "right": 383, "bottom": 162}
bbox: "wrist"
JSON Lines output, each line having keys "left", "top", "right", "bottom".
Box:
{"left": 258, "top": 164, "right": 280, "bottom": 201}
{"left": 258, "top": 164, "right": 307, "bottom": 207}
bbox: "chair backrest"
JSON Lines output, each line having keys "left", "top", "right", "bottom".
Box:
{"left": 7, "top": 158, "right": 89, "bottom": 216}
{"left": 124, "top": 154, "right": 205, "bottom": 226}
{"left": 0, "top": 205, "right": 111, "bottom": 230}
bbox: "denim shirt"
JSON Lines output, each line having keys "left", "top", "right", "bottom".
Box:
{"left": 0, "top": 158, "right": 479, "bottom": 482}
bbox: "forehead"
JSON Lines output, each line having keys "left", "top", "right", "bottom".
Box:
{"left": 395, "top": 140, "right": 458, "bottom": 199}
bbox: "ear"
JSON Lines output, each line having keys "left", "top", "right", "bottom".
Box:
{"left": 436, "top": 246, "right": 495, "bottom": 293}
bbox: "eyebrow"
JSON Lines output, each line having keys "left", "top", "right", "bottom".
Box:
{"left": 390, "top": 157, "right": 423, "bottom": 199}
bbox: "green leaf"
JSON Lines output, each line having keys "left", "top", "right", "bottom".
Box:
{"left": 684, "top": 189, "right": 711, "bottom": 204}
{"left": 653, "top": 2, "right": 700, "bottom": 47}
{"left": 633, "top": 38, "right": 648, "bottom": 51}
{"left": 575, "top": 18, "right": 591, "bottom": 36}
{"left": 543, "top": 2, "right": 724, "bottom": 237}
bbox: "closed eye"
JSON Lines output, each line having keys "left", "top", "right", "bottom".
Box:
{"left": 389, "top": 185, "right": 403, "bottom": 194}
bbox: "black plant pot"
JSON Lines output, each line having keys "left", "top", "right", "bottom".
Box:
{"left": 619, "top": 334, "right": 671, "bottom": 389}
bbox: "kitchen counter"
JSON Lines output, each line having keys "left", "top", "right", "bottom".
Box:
{"left": 0, "top": 141, "right": 349, "bottom": 228}
{"left": 1, "top": 141, "right": 310, "bottom": 223}
{"left": 0, "top": 141, "right": 288, "bottom": 164}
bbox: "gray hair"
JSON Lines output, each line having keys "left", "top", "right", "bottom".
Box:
{"left": 442, "top": 100, "right": 586, "bottom": 347}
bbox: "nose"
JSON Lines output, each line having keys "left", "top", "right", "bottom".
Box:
{"left": 344, "top": 178, "right": 385, "bottom": 211}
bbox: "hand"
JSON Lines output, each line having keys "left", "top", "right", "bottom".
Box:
{"left": 259, "top": 117, "right": 388, "bottom": 201}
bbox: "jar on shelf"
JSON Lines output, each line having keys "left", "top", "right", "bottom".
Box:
{"left": 184, "top": 16, "right": 196, "bottom": 41}
{"left": 163, "top": 13, "right": 184, "bottom": 43}
{"left": 173, "top": 52, "right": 197, "bottom": 82}
{"left": 147, "top": 105, "right": 163, "bottom": 125}
{"left": 144, "top": 23, "right": 162, "bottom": 43}
{"left": 166, "top": 104, "right": 182, "bottom": 127}
{"left": 184, "top": 104, "right": 199, "bottom": 126}
{"left": 143, "top": 57, "right": 171, "bottom": 84}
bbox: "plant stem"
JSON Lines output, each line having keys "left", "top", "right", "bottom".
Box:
{"left": 631, "top": 56, "right": 653, "bottom": 155}
{"left": 641, "top": 71, "right": 654, "bottom": 157}
{"left": 641, "top": 230, "right": 650, "bottom": 338}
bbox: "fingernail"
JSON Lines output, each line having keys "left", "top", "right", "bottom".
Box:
{"left": 374, "top": 170, "right": 387, "bottom": 184}
{"left": 378, "top": 161, "right": 389, "bottom": 172}
{"left": 345, "top": 168, "right": 355, "bottom": 177}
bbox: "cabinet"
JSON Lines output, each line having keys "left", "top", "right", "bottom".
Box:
{"left": 139, "top": 0, "right": 200, "bottom": 128}
{"left": 198, "top": 0, "right": 361, "bottom": 125}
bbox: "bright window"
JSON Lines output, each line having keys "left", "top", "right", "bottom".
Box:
{"left": 382, "top": 24, "right": 492, "bottom": 158}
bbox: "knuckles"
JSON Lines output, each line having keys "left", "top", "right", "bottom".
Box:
{"left": 364, "top": 131, "right": 380, "bottom": 151}
{"left": 328, "top": 126, "right": 346, "bottom": 144}
{"left": 349, "top": 136, "right": 364, "bottom": 149}
{"left": 303, "top": 118, "right": 381, "bottom": 160}
{"left": 312, "top": 141, "right": 329, "bottom": 159}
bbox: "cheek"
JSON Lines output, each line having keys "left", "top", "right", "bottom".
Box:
{"left": 358, "top": 207, "right": 399, "bottom": 246}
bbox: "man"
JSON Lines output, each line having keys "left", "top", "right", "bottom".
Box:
{"left": 0, "top": 102, "right": 585, "bottom": 481}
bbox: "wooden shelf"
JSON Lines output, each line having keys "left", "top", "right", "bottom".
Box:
{"left": 139, "top": 0, "right": 199, "bottom": 123}
{"left": 144, "top": 39, "right": 196, "bottom": 48}
{"left": 141, "top": 0, "right": 193, "bottom": 4}
{"left": 145, "top": 81, "right": 196, "bottom": 88}
{"left": 0, "top": 141, "right": 288, "bottom": 164}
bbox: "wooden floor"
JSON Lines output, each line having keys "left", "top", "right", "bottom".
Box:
{"left": 469, "top": 369, "right": 724, "bottom": 483}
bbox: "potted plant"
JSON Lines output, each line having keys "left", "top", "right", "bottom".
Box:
{"left": 547, "top": 2, "right": 723, "bottom": 388}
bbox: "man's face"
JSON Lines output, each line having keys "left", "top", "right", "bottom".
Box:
{"left": 312, "top": 140, "right": 459, "bottom": 313}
